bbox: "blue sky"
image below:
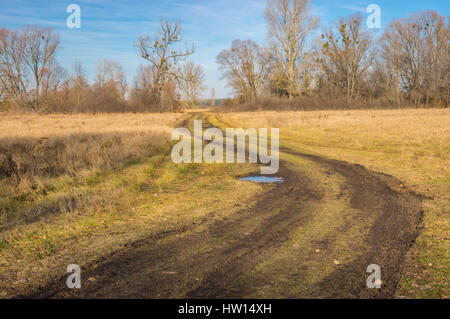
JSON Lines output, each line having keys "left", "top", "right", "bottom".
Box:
{"left": 0, "top": 0, "right": 448, "bottom": 98}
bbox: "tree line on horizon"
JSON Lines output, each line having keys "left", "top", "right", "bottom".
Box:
{"left": 0, "top": 0, "right": 448, "bottom": 113}
{"left": 217, "top": 0, "right": 448, "bottom": 110}
{"left": 0, "top": 19, "right": 206, "bottom": 112}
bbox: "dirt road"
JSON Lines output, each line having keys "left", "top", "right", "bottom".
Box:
{"left": 25, "top": 113, "right": 423, "bottom": 299}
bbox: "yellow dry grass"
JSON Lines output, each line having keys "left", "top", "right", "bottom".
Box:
{"left": 0, "top": 112, "right": 182, "bottom": 138}
{"left": 0, "top": 112, "right": 182, "bottom": 192}
{"left": 221, "top": 108, "right": 448, "bottom": 141}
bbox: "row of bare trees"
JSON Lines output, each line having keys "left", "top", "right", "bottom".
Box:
{"left": 1, "top": 1, "right": 447, "bottom": 112}
{"left": 1, "top": 20, "right": 207, "bottom": 112}
{"left": 379, "top": 11, "right": 448, "bottom": 106}
{"left": 217, "top": 0, "right": 449, "bottom": 108}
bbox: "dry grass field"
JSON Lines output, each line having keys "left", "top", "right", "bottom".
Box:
{"left": 218, "top": 108, "right": 449, "bottom": 298}
{"left": 0, "top": 112, "right": 261, "bottom": 298}
{"left": 0, "top": 109, "right": 448, "bottom": 298}
{"left": 0, "top": 113, "right": 181, "bottom": 189}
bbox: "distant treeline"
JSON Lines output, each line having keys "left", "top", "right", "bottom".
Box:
{"left": 0, "top": 0, "right": 448, "bottom": 113}
{"left": 217, "top": 1, "right": 448, "bottom": 111}
{"left": 0, "top": 20, "right": 206, "bottom": 113}
{"left": 202, "top": 99, "right": 224, "bottom": 107}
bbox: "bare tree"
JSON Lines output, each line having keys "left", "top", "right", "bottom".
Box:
{"left": 106, "top": 60, "right": 127, "bottom": 100}
{"left": 265, "top": 0, "right": 318, "bottom": 99}
{"left": 130, "top": 64, "right": 159, "bottom": 111}
{"left": 317, "top": 13, "right": 373, "bottom": 101}
{"left": 136, "top": 19, "right": 194, "bottom": 98}
{"left": 94, "top": 59, "right": 127, "bottom": 98}
{"left": 176, "top": 61, "right": 206, "bottom": 107}
{"left": 71, "top": 60, "right": 88, "bottom": 106}
{"left": 0, "top": 28, "right": 28, "bottom": 106}
{"left": 41, "top": 58, "right": 67, "bottom": 98}
{"left": 217, "top": 39, "right": 267, "bottom": 102}
{"left": 88, "top": 59, "right": 128, "bottom": 112}
{"left": 22, "top": 26, "right": 59, "bottom": 106}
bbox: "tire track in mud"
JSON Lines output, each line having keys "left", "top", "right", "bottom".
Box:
{"left": 23, "top": 113, "right": 423, "bottom": 299}
{"left": 25, "top": 162, "right": 322, "bottom": 298}
{"left": 279, "top": 148, "right": 424, "bottom": 298}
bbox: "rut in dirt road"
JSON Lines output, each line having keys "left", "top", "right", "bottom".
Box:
{"left": 24, "top": 114, "right": 423, "bottom": 299}
{"left": 26, "top": 162, "right": 323, "bottom": 298}
{"left": 280, "top": 148, "right": 424, "bottom": 298}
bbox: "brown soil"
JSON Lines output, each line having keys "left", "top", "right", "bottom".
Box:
{"left": 280, "top": 148, "right": 424, "bottom": 298}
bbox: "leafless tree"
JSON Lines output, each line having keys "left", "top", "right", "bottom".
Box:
{"left": 41, "top": 58, "right": 67, "bottom": 98}
{"left": 71, "top": 60, "right": 88, "bottom": 106}
{"left": 107, "top": 60, "right": 127, "bottom": 100}
{"left": 217, "top": 39, "right": 267, "bottom": 102}
{"left": 130, "top": 64, "right": 159, "bottom": 111}
{"left": 87, "top": 59, "right": 129, "bottom": 112}
{"left": 136, "top": 19, "right": 194, "bottom": 96}
{"left": 22, "top": 26, "right": 60, "bottom": 106}
{"left": 317, "top": 13, "right": 373, "bottom": 101}
{"left": 265, "top": 0, "right": 318, "bottom": 99}
{"left": 94, "top": 59, "right": 127, "bottom": 99}
{"left": 0, "top": 28, "right": 28, "bottom": 106}
{"left": 176, "top": 61, "right": 206, "bottom": 107}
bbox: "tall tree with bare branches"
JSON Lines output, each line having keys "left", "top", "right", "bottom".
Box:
{"left": 265, "top": 0, "right": 318, "bottom": 99}
{"left": 0, "top": 28, "right": 28, "bottom": 106}
{"left": 22, "top": 26, "right": 59, "bottom": 106}
{"left": 216, "top": 39, "right": 267, "bottom": 102}
{"left": 317, "top": 13, "right": 373, "bottom": 101}
{"left": 130, "top": 64, "right": 159, "bottom": 111}
{"left": 176, "top": 61, "right": 206, "bottom": 107}
{"left": 136, "top": 19, "right": 194, "bottom": 104}
{"left": 71, "top": 60, "right": 88, "bottom": 106}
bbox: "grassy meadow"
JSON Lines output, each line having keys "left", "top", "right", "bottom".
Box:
{"left": 0, "top": 108, "right": 448, "bottom": 298}
{"left": 0, "top": 111, "right": 263, "bottom": 297}
{"left": 217, "top": 108, "right": 449, "bottom": 298}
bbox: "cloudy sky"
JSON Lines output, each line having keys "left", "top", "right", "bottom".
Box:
{"left": 0, "top": 0, "right": 448, "bottom": 98}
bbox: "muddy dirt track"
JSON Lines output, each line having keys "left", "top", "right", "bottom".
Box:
{"left": 24, "top": 114, "right": 424, "bottom": 299}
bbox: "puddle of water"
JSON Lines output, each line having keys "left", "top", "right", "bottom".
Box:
{"left": 239, "top": 176, "right": 284, "bottom": 183}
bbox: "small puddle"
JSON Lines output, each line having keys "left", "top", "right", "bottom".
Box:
{"left": 239, "top": 176, "right": 284, "bottom": 183}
